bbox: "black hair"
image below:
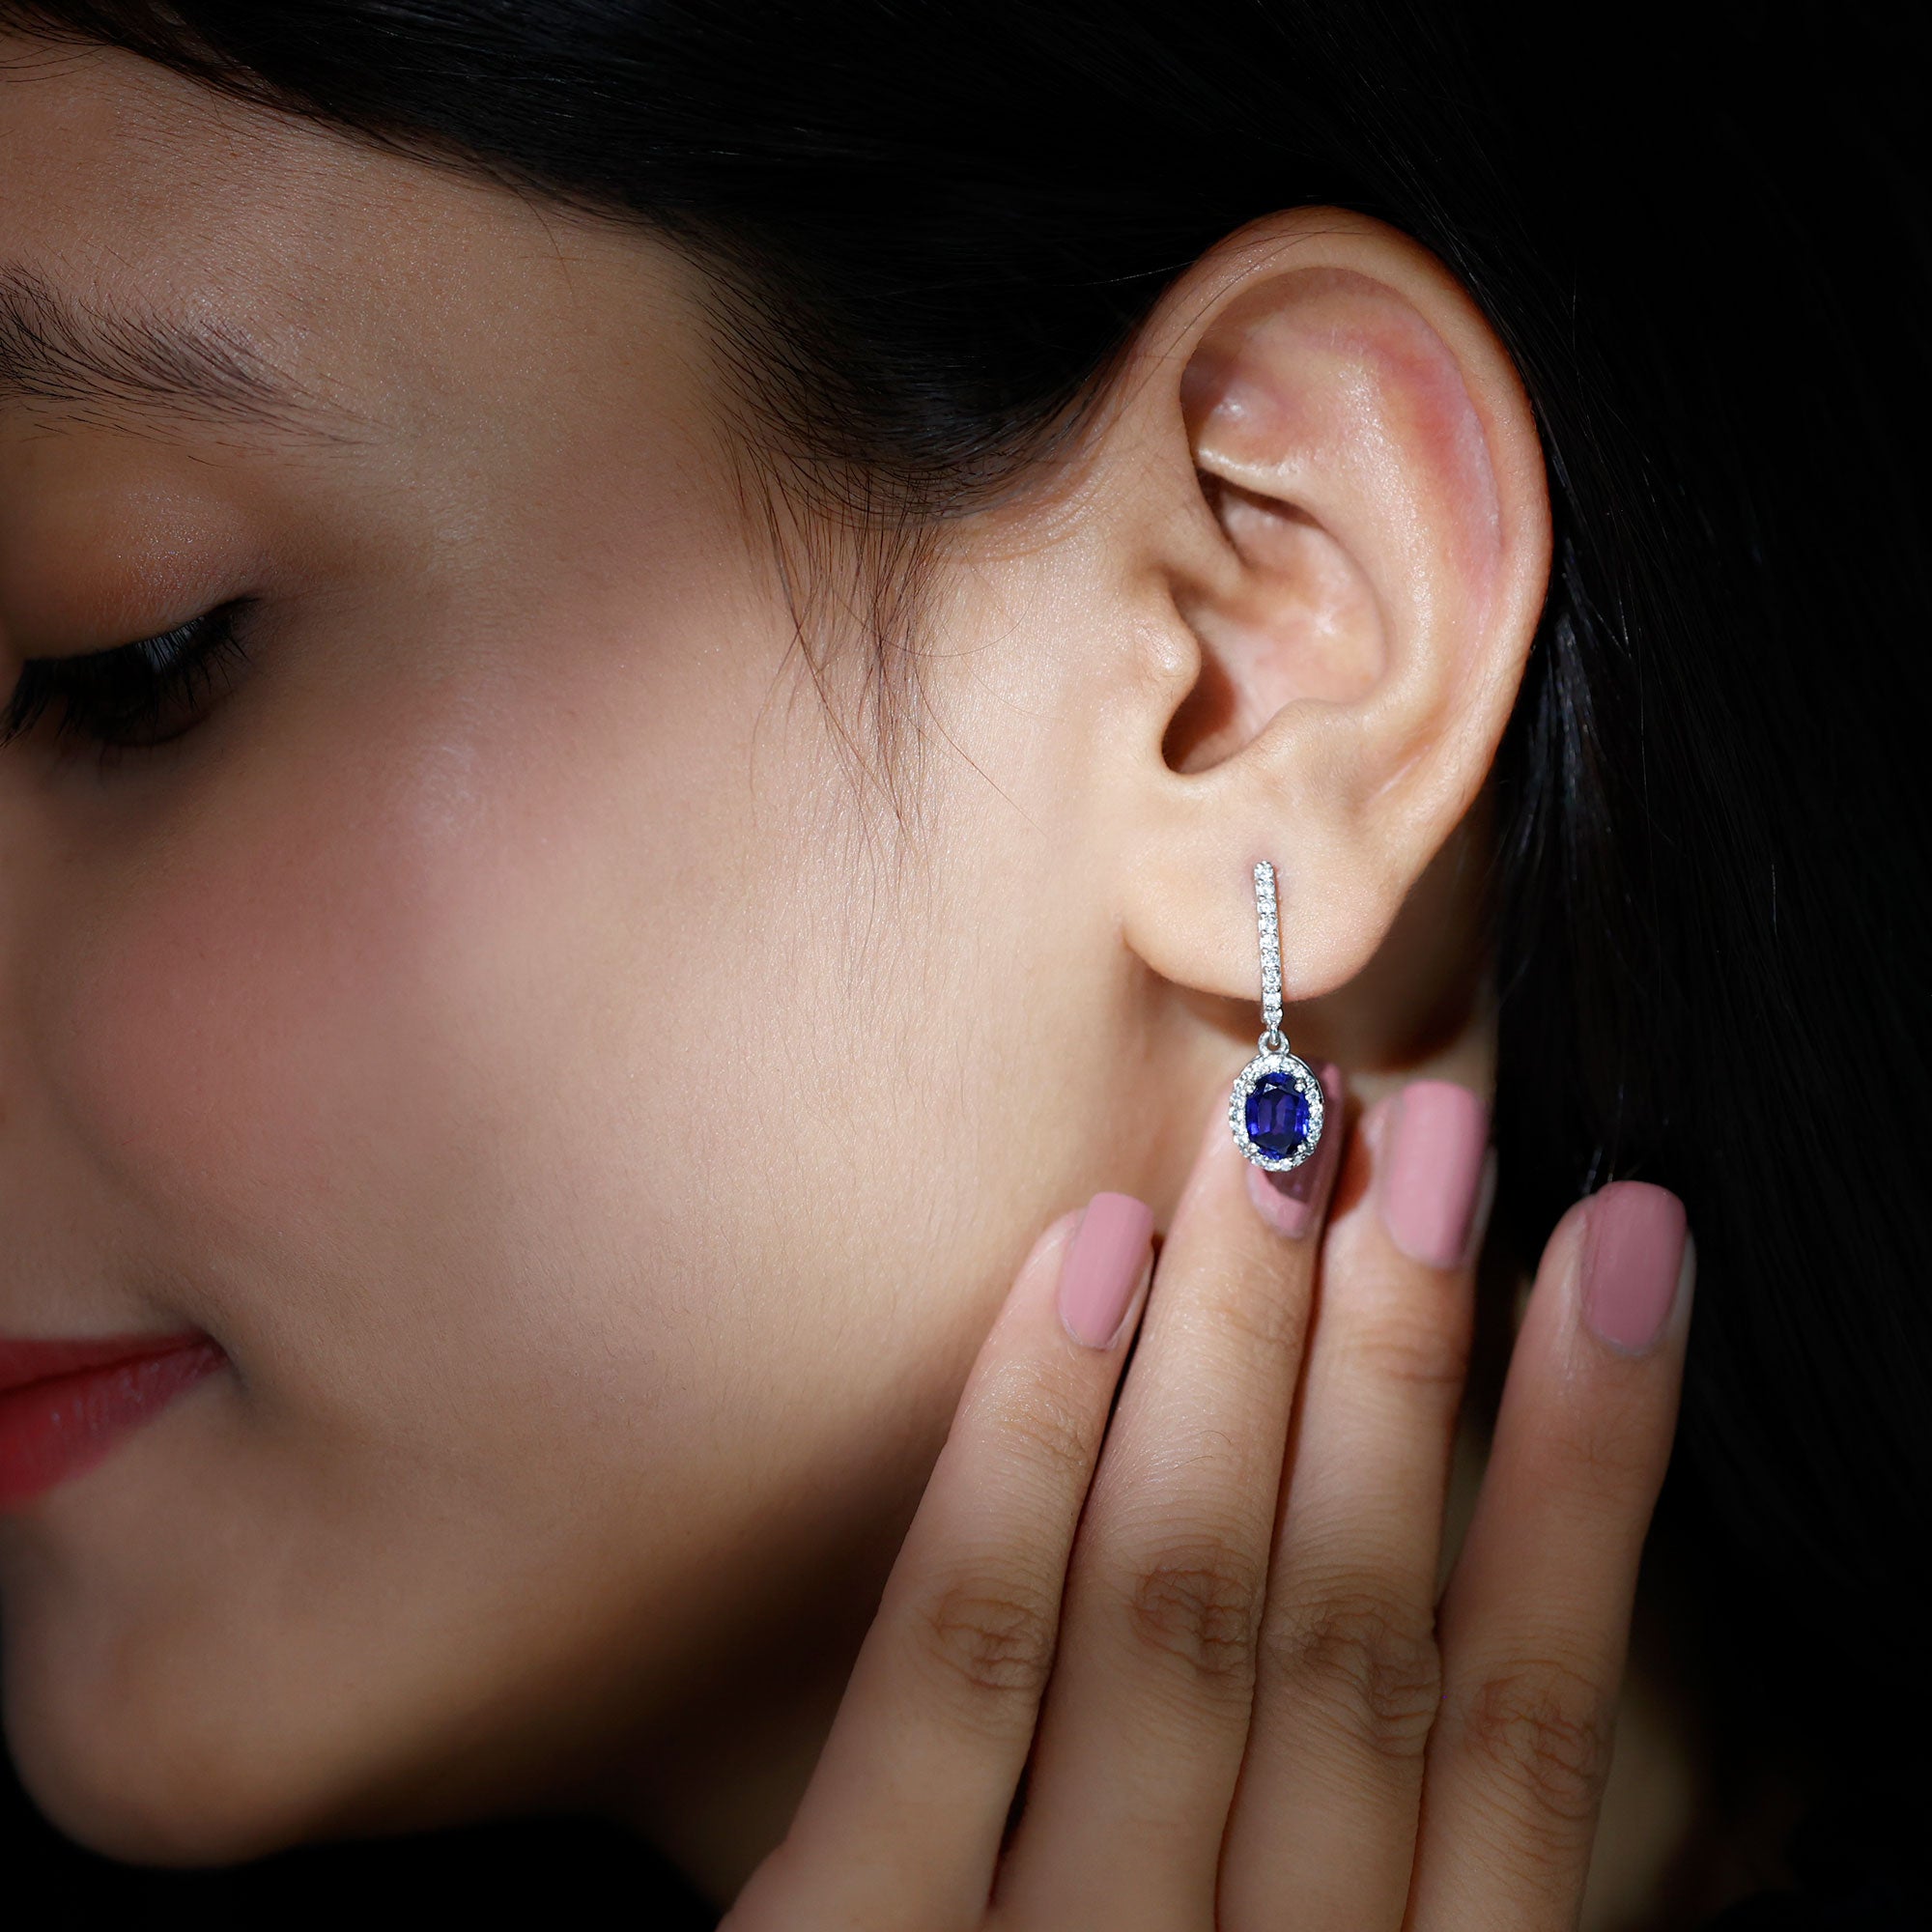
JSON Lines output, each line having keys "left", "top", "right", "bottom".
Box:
{"left": 5, "top": 0, "right": 1929, "bottom": 1904}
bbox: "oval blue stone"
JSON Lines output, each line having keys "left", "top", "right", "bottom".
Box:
{"left": 1245, "top": 1070, "right": 1310, "bottom": 1159}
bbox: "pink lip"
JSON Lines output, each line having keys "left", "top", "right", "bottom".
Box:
{"left": 0, "top": 1333, "right": 224, "bottom": 1510}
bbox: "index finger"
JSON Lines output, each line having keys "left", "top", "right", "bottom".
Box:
{"left": 732, "top": 1192, "right": 1153, "bottom": 1931}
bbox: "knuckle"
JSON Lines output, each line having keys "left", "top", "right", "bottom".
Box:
{"left": 979, "top": 1362, "right": 1095, "bottom": 1490}
{"left": 913, "top": 1568, "right": 1061, "bottom": 1731}
{"left": 1115, "top": 1534, "right": 1265, "bottom": 1691}
{"left": 1263, "top": 1587, "right": 1443, "bottom": 1760}
{"left": 1456, "top": 1658, "right": 1613, "bottom": 1830}
{"left": 1352, "top": 1304, "right": 1471, "bottom": 1399}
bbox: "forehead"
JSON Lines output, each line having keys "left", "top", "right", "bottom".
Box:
{"left": 0, "top": 33, "right": 695, "bottom": 439}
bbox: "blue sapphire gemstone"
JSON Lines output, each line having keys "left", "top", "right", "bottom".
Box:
{"left": 1245, "top": 1070, "right": 1311, "bottom": 1160}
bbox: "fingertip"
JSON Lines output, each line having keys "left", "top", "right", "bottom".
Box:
{"left": 988, "top": 1207, "right": 1086, "bottom": 1345}
{"left": 1243, "top": 1059, "right": 1345, "bottom": 1238}
{"left": 1057, "top": 1191, "right": 1155, "bottom": 1350}
{"left": 1577, "top": 1181, "right": 1691, "bottom": 1357}
{"left": 1378, "top": 1079, "right": 1492, "bottom": 1270}
{"left": 1030, "top": 1204, "right": 1087, "bottom": 1270}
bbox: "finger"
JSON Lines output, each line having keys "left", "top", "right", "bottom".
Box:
{"left": 1221, "top": 1081, "right": 1493, "bottom": 1929}
{"left": 1407, "top": 1180, "right": 1694, "bottom": 1932}
{"left": 733, "top": 1194, "right": 1155, "bottom": 1932}
{"left": 996, "top": 1067, "right": 1343, "bottom": 1929}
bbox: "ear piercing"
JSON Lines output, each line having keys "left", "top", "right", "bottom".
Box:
{"left": 1229, "top": 861, "right": 1325, "bottom": 1170}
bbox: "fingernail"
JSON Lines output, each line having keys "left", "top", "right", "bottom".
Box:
{"left": 1579, "top": 1181, "right": 1692, "bottom": 1356}
{"left": 1058, "top": 1192, "right": 1155, "bottom": 1350}
{"left": 1245, "top": 1061, "right": 1344, "bottom": 1237}
{"left": 1378, "top": 1080, "right": 1490, "bottom": 1270}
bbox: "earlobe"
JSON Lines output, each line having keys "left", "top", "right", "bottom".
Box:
{"left": 1112, "top": 212, "right": 1549, "bottom": 1021}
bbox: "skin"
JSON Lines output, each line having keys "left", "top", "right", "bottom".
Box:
{"left": 0, "top": 35, "right": 1737, "bottom": 1927}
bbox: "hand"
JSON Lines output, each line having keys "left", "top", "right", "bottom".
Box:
{"left": 724, "top": 1073, "right": 1694, "bottom": 1931}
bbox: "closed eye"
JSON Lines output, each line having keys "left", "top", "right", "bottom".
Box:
{"left": 0, "top": 601, "right": 254, "bottom": 755}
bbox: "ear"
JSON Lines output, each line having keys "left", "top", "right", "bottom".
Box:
{"left": 1100, "top": 210, "right": 1550, "bottom": 1025}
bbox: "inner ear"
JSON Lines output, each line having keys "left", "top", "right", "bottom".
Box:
{"left": 1162, "top": 469, "right": 1383, "bottom": 775}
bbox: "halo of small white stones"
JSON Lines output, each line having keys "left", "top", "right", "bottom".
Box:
{"left": 1229, "top": 1050, "right": 1325, "bottom": 1173}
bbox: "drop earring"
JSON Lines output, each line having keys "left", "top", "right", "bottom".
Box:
{"left": 1228, "top": 861, "right": 1325, "bottom": 1170}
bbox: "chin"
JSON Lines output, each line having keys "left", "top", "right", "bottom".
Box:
{"left": 4, "top": 1652, "right": 321, "bottom": 1868}
{"left": 0, "top": 1344, "right": 717, "bottom": 1872}
{"left": 0, "top": 1418, "right": 365, "bottom": 1867}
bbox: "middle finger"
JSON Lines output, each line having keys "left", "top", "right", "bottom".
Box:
{"left": 994, "top": 1066, "right": 1343, "bottom": 1927}
{"left": 1220, "top": 1080, "right": 1492, "bottom": 1929}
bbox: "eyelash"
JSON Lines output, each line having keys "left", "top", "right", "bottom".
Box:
{"left": 0, "top": 602, "right": 254, "bottom": 757}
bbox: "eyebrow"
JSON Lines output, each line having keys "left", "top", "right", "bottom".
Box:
{"left": 0, "top": 265, "right": 347, "bottom": 440}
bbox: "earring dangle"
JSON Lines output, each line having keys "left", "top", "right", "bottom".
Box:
{"left": 1228, "top": 861, "right": 1325, "bottom": 1171}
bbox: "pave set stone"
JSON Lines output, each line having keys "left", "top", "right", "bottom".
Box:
{"left": 1255, "top": 860, "right": 1283, "bottom": 1031}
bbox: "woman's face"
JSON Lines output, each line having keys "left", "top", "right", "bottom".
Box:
{"left": 0, "top": 29, "right": 1524, "bottom": 1867}
{"left": 0, "top": 39, "right": 1238, "bottom": 1858}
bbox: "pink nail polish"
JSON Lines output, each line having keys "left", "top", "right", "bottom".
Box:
{"left": 1246, "top": 1062, "right": 1344, "bottom": 1237}
{"left": 1580, "top": 1182, "right": 1690, "bottom": 1355}
{"left": 1378, "top": 1080, "right": 1490, "bottom": 1270}
{"left": 1058, "top": 1192, "right": 1155, "bottom": 1350}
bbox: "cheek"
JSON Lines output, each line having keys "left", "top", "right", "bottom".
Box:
{"left": 43, "top": 625, "right": 773, "bottom": 1429}
{"left": 62, "top": 731, "right": 518, "bottom": 1248}
{"left": 43, "top": 671, "right": 724, "bottom": 1453}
